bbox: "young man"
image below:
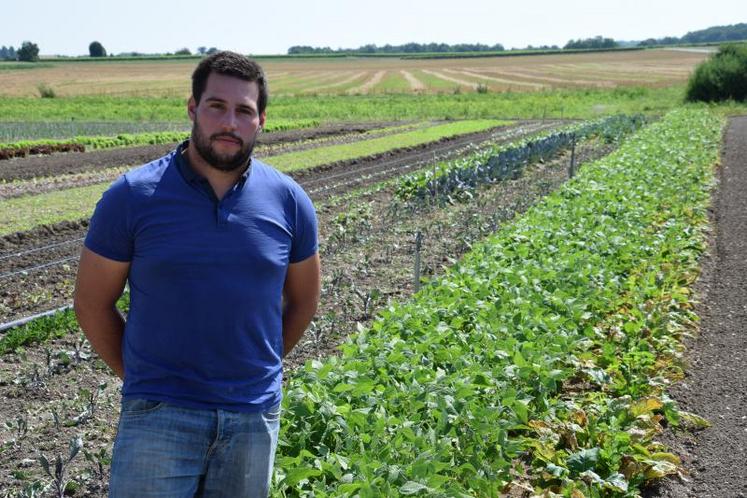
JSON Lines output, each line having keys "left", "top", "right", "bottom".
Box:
{"left": 74, "top": 51, "right": 320, "bottom": 497}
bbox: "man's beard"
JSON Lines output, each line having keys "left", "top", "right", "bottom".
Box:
{"left": 190, "top": 119, "right": 256, "bottom": 172}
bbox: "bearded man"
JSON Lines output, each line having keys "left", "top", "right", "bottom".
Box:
{"left": 74, "top": 51, "right": 320, "bottom": 497}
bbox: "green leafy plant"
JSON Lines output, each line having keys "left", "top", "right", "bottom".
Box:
{"left": 38, "top": 436, "right": 83, "bottom": 498}
{"left": 272, "top": 108, "right": 721, "bottom": 496}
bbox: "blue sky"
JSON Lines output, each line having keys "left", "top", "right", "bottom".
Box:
{"left": 3, "top": 0, "right": 745, "bottom": 56}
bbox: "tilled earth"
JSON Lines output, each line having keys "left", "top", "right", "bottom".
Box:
{"left": 646, "top": 116, "right": 747, "bottom": 498}
{"left": 0, "top": 121, "right": 562, "bottom": 324}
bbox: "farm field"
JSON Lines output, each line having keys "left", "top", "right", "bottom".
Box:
{"left": 0, "top": 111, "right": 644, "bottom": 495}
{"left": 0, "top": 49, "right": 709, "bottom": 98}
{"left": 0, "top": 46, "right": 746, "bottom": 497}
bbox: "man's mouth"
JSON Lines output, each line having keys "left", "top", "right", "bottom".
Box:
{"left": 213, "top": 135, "right": 242, "bottom": 146}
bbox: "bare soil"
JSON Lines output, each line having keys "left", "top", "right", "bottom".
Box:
{"left": 646, "top": 116, "right": 747, "bottom": 498}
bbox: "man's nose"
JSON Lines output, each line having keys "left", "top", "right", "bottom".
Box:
{"left": 221, "top": 110, "right": 238, "bottom": 129}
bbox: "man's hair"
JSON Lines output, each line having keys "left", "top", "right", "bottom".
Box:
{"left": 191, "top": 51, "right": 268, "bottom": 114}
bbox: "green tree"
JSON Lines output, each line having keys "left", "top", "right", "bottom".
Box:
{"left": 686, "top": 43, "right": 747, "bottom": 102}
{"left": 89, "top": 41, "right": 107, "bottom": 57}
{"left": 17, "top": 41, "right": 39, "bottom": 62}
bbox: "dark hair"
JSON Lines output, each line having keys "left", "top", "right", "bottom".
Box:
{"left": 191, "top": 51, "right": 268, "bottom": 114}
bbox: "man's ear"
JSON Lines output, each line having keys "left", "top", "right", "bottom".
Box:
{"left": 259, "top": 111, "right": 266, "bottom": 129}
{"left": 187, "top": 96, "right": 196, "bottom": 121}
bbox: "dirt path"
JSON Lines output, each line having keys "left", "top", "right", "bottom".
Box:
{"left": 650, "top": 116, "right": 747, "bottom": 498}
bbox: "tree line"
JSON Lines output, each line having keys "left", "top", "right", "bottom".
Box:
{"left": 0, "top": 41, "right": 221, "bottom": 61}
{"left": 640, "top": 23, "right": 747, "bottom": 47}
{"left": 288, "top": 42, "right": 506, "bottom": 55}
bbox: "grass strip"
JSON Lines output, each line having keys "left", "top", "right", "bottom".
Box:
{"left": 272, "top": 108, "right": 722, "bottom": 496}
{"left": 265, "top": 119, "right": 510, "bottom": 172}
{"left": 0, "top": 86, "right": 685, "bottom": 123}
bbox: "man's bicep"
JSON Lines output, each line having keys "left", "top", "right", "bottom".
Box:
{"left": 284, "top": 253, "right": 321, "bottom": 303}
{"left": 75, "top": 247, "right": 130, "bottom": 307}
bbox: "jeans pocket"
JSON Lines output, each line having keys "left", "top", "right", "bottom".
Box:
{"left": 262, "top": 403, "right": 281, "bottom": 423}
{"left": 121, "top": 398, "right": 165, "bottom": 416}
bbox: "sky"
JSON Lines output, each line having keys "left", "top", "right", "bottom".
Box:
{"left": 2, "top": 0, "right": 745, "bottom": 56}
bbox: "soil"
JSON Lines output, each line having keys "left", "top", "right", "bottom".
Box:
{"left": 0, "top": 135, "right": 615, "bottom": 496}
{"left": 0, "top": 121, "right": 563, "bottom": 324}
{"left": 645, "top": 116, "right": 747, "bottom": 498}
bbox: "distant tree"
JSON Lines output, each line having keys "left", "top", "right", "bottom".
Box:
{"left": 175, "top": 47, "right": 191, "bottom": 55}
{"left": 206, "top": 47, "right": 218, "bottom": 55}
{"left": 197, "top": 46, "right": 207, "bottom": 55}
{"left": 89, "top": 41, "right": 106, "bottom": 57}
{"left": 0, "top": 46, "right": 7, "bottom": 60}
{"left": 564, "top": 36, "right": 617, "bottom": 50}
{"left": 17, "top": 41, "right": 40, "bottom": 62}
{"left": 8, "top": 46, "right": 16, "bottom": 60}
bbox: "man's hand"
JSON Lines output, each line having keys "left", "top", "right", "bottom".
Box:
{"left": 73, "top": 247, "right": 130, "bottom": 379}
{"left": 282, "top": 253, "right": 321, "bottom": 357}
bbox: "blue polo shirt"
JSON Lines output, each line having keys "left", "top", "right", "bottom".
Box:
{"left": 85, "top": 141, "right": 317, "bottom": 411}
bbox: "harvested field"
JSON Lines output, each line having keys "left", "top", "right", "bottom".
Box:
{"left": 0, "top": 49, "right": 708, "bottom": 97}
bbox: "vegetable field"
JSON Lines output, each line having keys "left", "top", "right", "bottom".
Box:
{"left": 0, "top": 48, "right": 743, "bottom": 497}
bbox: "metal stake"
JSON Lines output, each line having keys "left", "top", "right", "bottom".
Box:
{"left": 414, "top": 231, "right": 423, "bottom": 292}
{"left": 569, "top": 134, "right": 577, "bottom": 178}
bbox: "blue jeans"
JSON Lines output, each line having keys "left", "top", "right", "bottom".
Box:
{"left": 109, "top": 399, "right": 280, "bottom": 498}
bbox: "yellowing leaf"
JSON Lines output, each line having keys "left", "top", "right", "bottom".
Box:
{"left": 630, "top": 398, "right": 663, "bottom": 417}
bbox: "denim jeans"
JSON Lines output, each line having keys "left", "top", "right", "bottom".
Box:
{"left": 108, "top": 399, "right": 280, "bottom": 498}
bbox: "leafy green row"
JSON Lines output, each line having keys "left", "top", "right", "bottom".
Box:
{"left": 396, "top": 114, "right": 645, "bottom": 202}
{"left": 0, "top": 295, "right": 130, "bottom": 355}
{"left": 273, "top": 108, "right": 721, "bottom": 496}
{"left": 0, "top": 119, "right": 320, "bottom": 155}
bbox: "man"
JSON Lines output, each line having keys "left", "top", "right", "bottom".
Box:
{"left": 74, "top": 51, "right": 320, "bottom": 497}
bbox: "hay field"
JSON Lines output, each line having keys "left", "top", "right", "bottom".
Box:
{"left": 0, "top": 49, "right": 707, "bottom": 98}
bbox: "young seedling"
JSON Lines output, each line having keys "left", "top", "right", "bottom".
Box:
{"left": 39, "top": 436, "right": 83, "bottom": 498}
{"left": 83, "top": 447, "right": 110, "bottom": 481}
{"left": 69, "top": 383, "right": 107, "bottom": 426}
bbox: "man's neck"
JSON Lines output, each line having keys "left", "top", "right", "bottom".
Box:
{"left": 184, "top": 144, "right": 247, "bottom": 200}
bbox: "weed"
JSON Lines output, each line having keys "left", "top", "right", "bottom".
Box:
{"left": 35, "top": 83, "right": 56, "bottom": 99}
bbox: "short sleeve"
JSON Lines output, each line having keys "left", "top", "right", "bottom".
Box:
{"left": 84, "top": 175, "right": 134, "bottom": 262}
{"left": 289, "top": 186, "right": 318, "bottom": 264}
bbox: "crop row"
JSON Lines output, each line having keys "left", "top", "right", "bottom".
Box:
{"left": 395, "top": 114, "right": 645, "bottom": 202}
{"left": 0, "top": 119, "right": 320, "bottom": 159}
{"left": 272, "top": 108, "right": 721, "bottom": 496}
{"left": 0, "top": 121, "right": 191, "bottom": 143}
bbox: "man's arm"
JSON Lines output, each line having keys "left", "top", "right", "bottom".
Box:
{"left": 282, "top": 253, "right": 321, "bottom": 357}
{"left": 73, "top": 247, "right": 130, "bottom": 379}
